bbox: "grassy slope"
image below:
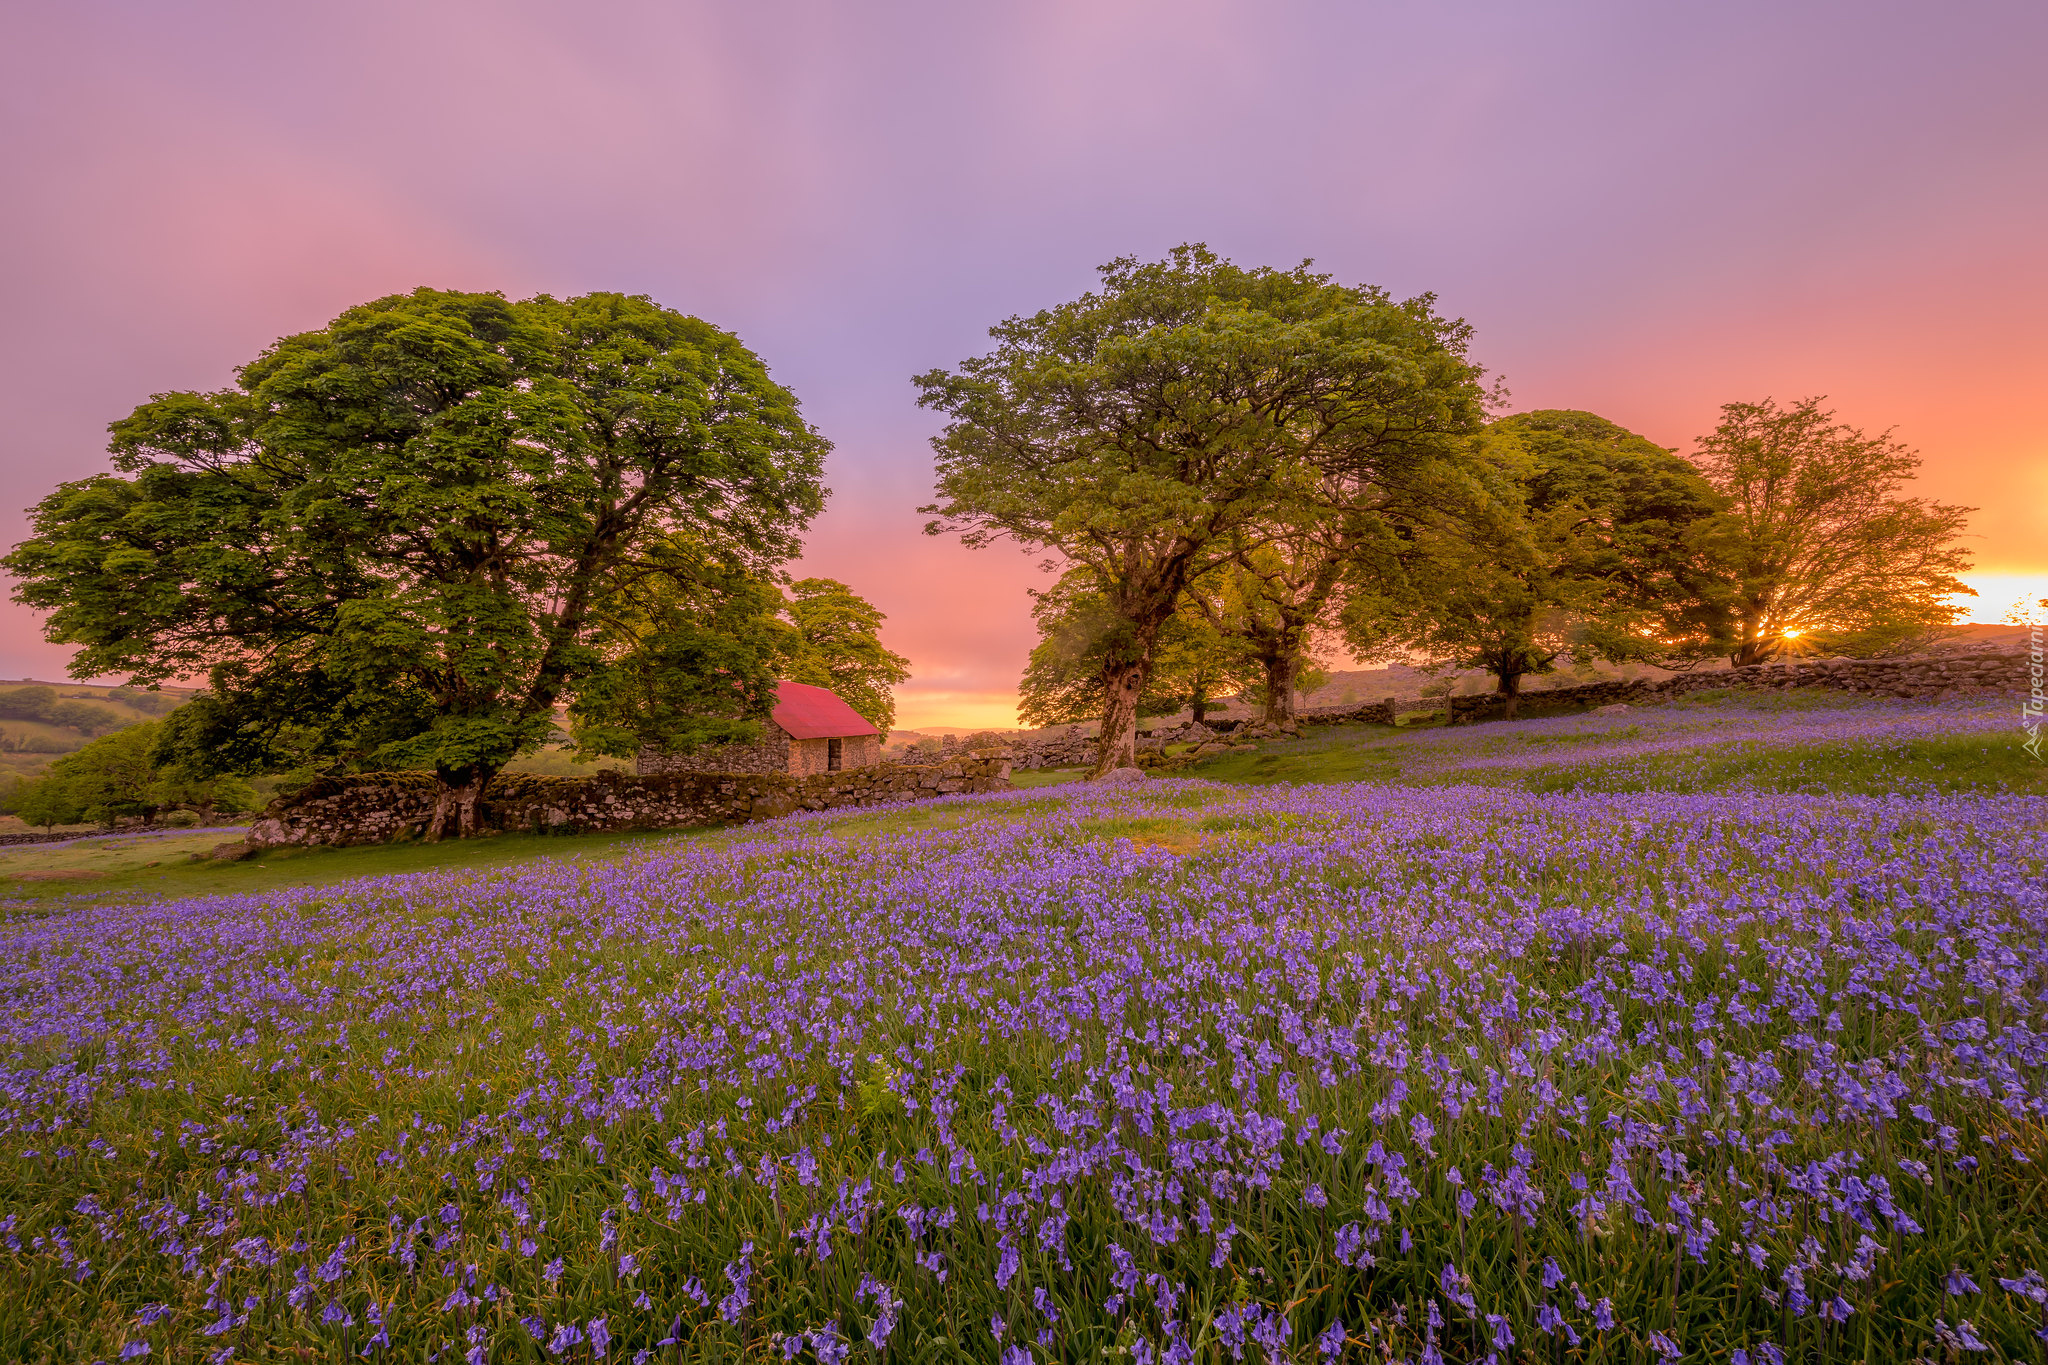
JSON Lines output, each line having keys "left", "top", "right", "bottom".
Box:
{"left": 1179, "top": 693, "right": 2043, "bottom": 796}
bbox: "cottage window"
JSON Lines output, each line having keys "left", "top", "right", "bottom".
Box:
{"left": 827, "top": 736, "right": 843, "bottom": 771}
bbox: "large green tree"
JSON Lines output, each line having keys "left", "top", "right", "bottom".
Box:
{"left": 1687, "top": 397, "right": 1973, "bottom": 665}
{"left": 8, "top": 289, "right": 828, "bottom": 837}
{"left": 1343, "top": 409, "right": 1725, "bottom": 714}
{"left": 917, "top": 245, "right": 1489, "bottom": 773}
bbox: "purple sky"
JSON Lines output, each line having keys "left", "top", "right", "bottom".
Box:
{"left": 5, "top": 1, "right": 2043, "bottom": 727}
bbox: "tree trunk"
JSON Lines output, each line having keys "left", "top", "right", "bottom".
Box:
{"left": 1732, "top": 638, "right": 1773, "bottom": 668}
{"left": 1189, "top": 682, "right": 1210, "bottom": 727}
{"left": 426, "top": 767, "right": 494, "bottom": 841}
{"left": 1092, "top": 660, "right": 1146, "bottom": 777}
{"left": 1261, "top": 652, "right": 1298, "bottom": 726}
{"left": 1496, "top": 670, "right": 1524, "bottom": 720}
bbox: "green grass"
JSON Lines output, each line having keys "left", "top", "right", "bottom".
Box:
{"left": 1172, "top": 706, "right": 2041, "bottom": 795}
{"left": 1177, "top": 728, "right": 1410, "bottom": 786}
{"left": 1009, "top": 766, "right": 1086, "bottom": 788}
{"left": 1518, "top": 730, "right": 2048, "bottom": 796}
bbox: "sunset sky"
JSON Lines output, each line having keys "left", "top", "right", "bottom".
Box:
{"left": 4, "top": 1, "right": 2043, "bottom": 729}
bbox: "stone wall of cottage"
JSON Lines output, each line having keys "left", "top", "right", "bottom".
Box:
{"left": 225, "top": 757, "right": 1012, "bottom": 855}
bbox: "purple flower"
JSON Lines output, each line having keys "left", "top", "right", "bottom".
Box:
{"left": 719, "top": 1242, "right": 754, "bottom": 1323}
{"left": 1999, "top": 1269, "right": 2047, "bottom": 1303}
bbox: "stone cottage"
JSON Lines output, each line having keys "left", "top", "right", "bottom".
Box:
{"left": 635, "top": 680, "right": 882, "bottom": 778}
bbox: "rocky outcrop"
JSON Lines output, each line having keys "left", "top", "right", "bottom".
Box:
{"left": 231, "top": 757, "right": 1012, "bottom": 853}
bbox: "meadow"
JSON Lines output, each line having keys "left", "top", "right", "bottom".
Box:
{"left": 0, "top": 696, "right": 2042, "bottom": 1363}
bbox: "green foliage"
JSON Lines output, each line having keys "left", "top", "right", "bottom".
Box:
{"left": 570, "top": 545, "right": 786, "bottom": 759}
{"left": 0, "top": 686, "right": 58, "bottom": 723}
{"left": 1686, "top": 396, "right": 1974, "bottom": 664}
{"left": 919, "top": 243, "right": 1489, "bottom": 769}
{"left": 1143, "top": 609, "right": 1257, "bottom": 724}
{"left": 7, "top": 772, "right": 81, "bottom": 829}
{"left": 1344, "top": 409, "right": 1724, "bottom": 704}
{"left": 106, "top": 685, "right": 182, "bottom": 715}
{"left": 8, "top": 720, "right": 258, "bottom": 829}
{"left": 7, "top": 288, "right": 829, "bottom": 835}
{"left": 778, "top": 577, "right": 911, "bottom": 734}
{"left": 1192, "top": 500, "right": 1375, "bottom": 722}
{"left": 1016, "top": 571, "right": 1231, "bottom": 726}
{"left": 26, "top": 724, "right": 156, "bottom": 826}
{"left": 48, "top": 698, "right": 123, "bottom": 735}
{"left": 570, "top": 565, "right": 909, "bottom": 758}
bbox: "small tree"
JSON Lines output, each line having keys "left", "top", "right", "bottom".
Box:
{"left": 145, "top": 766, "right": 259, "bottom": 826}
{"left": 1687, "top": 397, "right": 1973, "bottom": 664}
{"left": 919, "top": 245, "right": 1488, "bottom": 774}
{"left": 1144, "top": 612, "right": 1255, "bottom": 727}
{"left": 8, "top": 774, "right": 81, "bottom": 830}
{"left": 1194, "top": 496, "right": 1386, "bottom": 725}
{"left": 51, "top": 699, "right": 123, "bottom": 736}
{"left": 36, "top": 724, "right": 157, "bottom": 827}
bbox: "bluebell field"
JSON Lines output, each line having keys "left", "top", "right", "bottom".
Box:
{"left": 1, "top": 765, "right": 2043, "bottom": 1361}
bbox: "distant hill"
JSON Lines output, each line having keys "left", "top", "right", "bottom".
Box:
{"left": 0, "top": 680, "right": 200, "bottom": 782}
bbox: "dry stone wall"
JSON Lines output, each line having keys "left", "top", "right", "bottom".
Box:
{"left": 0, "top": 830, "right": 93, "bottom": 847}
{"left": 232, "top": 757, "right": 1011, "bottom": 853}
{"left": 1298, "top": 648, "right": 2027, "bottom": 725}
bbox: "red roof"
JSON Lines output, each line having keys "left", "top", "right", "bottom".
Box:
{"left": 771, "top": 680, "right": 878, "bottom": 740}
